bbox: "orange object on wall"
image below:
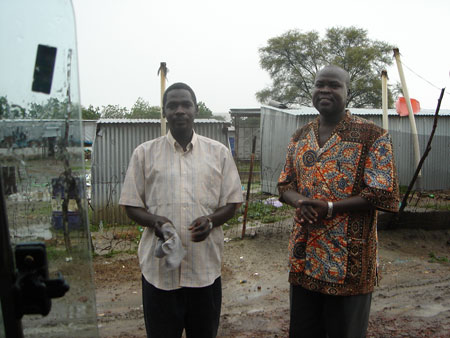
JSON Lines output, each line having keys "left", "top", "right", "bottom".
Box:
{"left": 395, "top": 97, "right": 421, "bottom": 116}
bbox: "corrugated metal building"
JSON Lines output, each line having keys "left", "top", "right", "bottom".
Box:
{"left": 261, "top": 106, "right": 450, "bottom": 194}
{"left": 91, "top": 118, "right": 231, "bottom": 224}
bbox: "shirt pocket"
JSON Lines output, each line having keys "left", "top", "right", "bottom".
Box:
{"left": 196, "top": 162, "right": 223, "bottom": 210}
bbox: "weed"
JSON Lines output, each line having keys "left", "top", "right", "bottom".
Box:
{"left": 399, "top": 185, "right": 410, "bottom": 195}
{"left": 90, "top": 223, "right": 99, "bottom": 232}
{"left": 428, "top": 252, "right": 449, "bottom": 263}
{"left": 103, "top": 250, "right": 120, "bottom": 258}
{"left": 236, "top": 160, "right": 261, "bottom": 172}
{"left": 227, "top": 200, "right": 291, "bottom": 225}
{"left": 46, "top": 245, "right": 68, "bottom": 260}
{"left": 123, "top": 249, "right": 138, "bottom": 255}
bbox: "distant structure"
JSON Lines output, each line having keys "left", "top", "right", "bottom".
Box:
{"left": 229, "top": 108, "right": 261, "bottom": 161}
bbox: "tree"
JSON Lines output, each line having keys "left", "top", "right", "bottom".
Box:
{"left": 28, "top": 98, "right": 70, "bottom": 119}
{"left": 197, "top": 101, "right": 213, "bottom": 118}
{"left": 82, "top": 105, "right": 101, "bottom": 120}
{"left": 0, "top": 96, "right": 10, "bottom": 119}
{"left": 101, "top": 104, "right": 128, "bottom": 118}
{"left": 257, "top": 26, "right": 396, "bottom": 108}
{"left": 391, "top": 82, "right": 403, "bottom": 102}
{"left": 127, "top": 97, "right": 161, "bottom": 119}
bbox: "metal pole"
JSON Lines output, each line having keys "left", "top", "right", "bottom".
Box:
{"left": 241, "top": 136, "right": 257, "bottom": 239}
{"left": 381, "top": 70, "right": 389, "bottom": 131}
{"left": 158, "top": 62, "right": 167, "bottom": 136}
{"left": 393, "top": 48, "right": 422, "bottom": 189}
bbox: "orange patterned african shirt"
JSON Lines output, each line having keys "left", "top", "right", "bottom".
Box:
{"left": 278, "top": 112, "right": 399, "bottom": 296}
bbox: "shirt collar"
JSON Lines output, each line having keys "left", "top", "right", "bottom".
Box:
{"left": 313, "top": 110, "right": 351, "bottom": 132}
{"left": 166, "top": 130, "right": 197, "bottom": 153}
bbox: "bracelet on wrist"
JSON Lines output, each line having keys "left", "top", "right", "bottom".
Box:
{"left": 207, "top": 217, "right": 213, "bottom": 230}
{"left": 326, "top": 201, "right": 333, "bottom": 219}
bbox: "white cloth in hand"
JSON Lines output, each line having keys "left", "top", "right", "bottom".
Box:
{"left": 154, "top": 222, "right": 186, "bottom": 270}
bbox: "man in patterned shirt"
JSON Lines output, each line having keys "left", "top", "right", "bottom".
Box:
{"left": 278, "top": 65, "right": 399, "bottom": 338}
{"left": 119, "top": 82, "right": 243, "bottom": 337}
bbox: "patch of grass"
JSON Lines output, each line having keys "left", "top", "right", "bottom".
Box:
{"left": 123, "top": 248, "right": 138, "bottom": 255}
{"left": 428, "top": 252, "right": 449, "bottom": 263}
{"left": 236, "top": 161, "right": 261, "bottom": 172}
{"left": 46, "top": 245, "right": 68, "bottom": 260}
{"left": 399, "top": 185, "right": 410, "bottom": 194}
{"left": 227, "top": 200, "right": 291, "bottom": 225}
{"left": 90, "top": 223, "right": 100, "bottom": 232}
{"left": 29, "top": 202, "right": 52, "bottom": 216}
{"left": 103, "top": 250, "right": 121, "bottom": 258}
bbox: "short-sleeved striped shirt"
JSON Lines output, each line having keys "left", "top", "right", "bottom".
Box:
{"left": 119, "top": 131, "right": 243, "bottom": 290}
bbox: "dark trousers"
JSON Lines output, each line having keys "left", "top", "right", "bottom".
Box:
{"left": 289, "top": 285, "right": 372, "bottom": 338}
{"left": 142, "top": 275, "right": 222, "bottom": 338}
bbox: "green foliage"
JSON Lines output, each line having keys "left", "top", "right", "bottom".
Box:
{"left": 197, "top": 101, "right": 213, "bottom": 118}
{"left": 90, "top": 222, "right": 99, "bottom": 232}
{"left": 0, "top": 95, "right": 221, "bottom": 122}
{"left": 257, "top": 26, "right": 396, "bottom": 108}
{"left": 83, "top": 98, "right": 161, "bottom": 120}
{"left": 127, "top": 97, "right": 161, "bottom": 119}
{"left": 0, "top": 96, "right": 9, "bottom": 118}
{"left": 0, "top": 96, "right": 81, "bottom": 119}
{"left": 101, "top": 104, "right": 129, "bottom": 118}
{"left": 82, "top": 105, "right": 101, "bottom": 120}
{"left": 227, "top": 200, "right": 291, "bottom": 225}
{"left": 46, "top": 245, "right": 68, "bottom": 260}
{"left": 103, "top": 250, "right": 121, "bottom": 258}
{"left": 428, "top": 252, "right": 449, "bottom": 263}
{"left": 399, "top": 185, "right": 409, "bottom": 194}
{"left": 391, "top": 82, "right": 403, "bottom": 102}
{"left": 236, "top": 160, "right": 261, "bottom": 172}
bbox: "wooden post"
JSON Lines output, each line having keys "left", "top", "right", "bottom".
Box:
{"left": 158, "top": 62, "right": 167, "bottom": 136}
{"left": 241, "top": 136, "right": 257, "bottom": 239}
{"left": 393, "top": 48, "right": 422, "bottom": 189}
{"left": 381, "top": 70, "right": 389, "bottom": 131}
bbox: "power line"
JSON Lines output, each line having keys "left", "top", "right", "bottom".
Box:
{"left": 398, "top": 55, "right": 449, "bottom": 97}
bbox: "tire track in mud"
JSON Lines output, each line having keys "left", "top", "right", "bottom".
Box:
{"left": 369, "top": 277, "right": 450, "bottom": 337}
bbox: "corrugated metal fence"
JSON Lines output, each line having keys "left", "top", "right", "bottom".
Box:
{"left": 91, "top": 119, "right": 230, "bottom": 225}
{"left": 261, "top": 106, "right": 450, "bottom": 195}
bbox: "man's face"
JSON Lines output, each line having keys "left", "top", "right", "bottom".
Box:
{"left": 312, "top": 67, "right": 348, "bottom": 117}
{"left": 163, "top": 88, "right": 197, "bottom": 135}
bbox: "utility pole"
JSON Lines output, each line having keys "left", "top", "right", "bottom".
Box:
{"left": 381, "top": 70, "right": 389, "bottom": 131}
{"left": 393, "top": 48, "right": 422, "bottom": 190}
{"left": 158, "top": 62, "right": 168, "bottom": 136}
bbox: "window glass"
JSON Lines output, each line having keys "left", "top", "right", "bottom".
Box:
{"left": 0, "top": 1, "right": 98, "bottom": 336}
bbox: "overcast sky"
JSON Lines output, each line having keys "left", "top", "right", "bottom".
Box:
{"left": 72, "top": 0, "right": 450, "bottom": 113}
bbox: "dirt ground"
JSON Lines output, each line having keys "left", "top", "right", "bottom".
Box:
{"left": 94, "top": 227, "right": 450, "bottom": 338}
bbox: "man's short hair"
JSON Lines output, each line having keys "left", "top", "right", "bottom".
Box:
{"left": 319, "top": 65, "right": 350, "bottom": 89}
{"left": 163, "top": 82, "right": 198, "bottom": 108}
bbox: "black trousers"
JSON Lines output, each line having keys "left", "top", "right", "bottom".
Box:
{"left": 142, "top": 275, "right": 222, "bottom": 338}
{"left": 289, "top": 285, "right": 372, "bottom": 338}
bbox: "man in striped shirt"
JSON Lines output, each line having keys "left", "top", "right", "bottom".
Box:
{"left": 119, "top": 82, "right": 243, "bottom": 338}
